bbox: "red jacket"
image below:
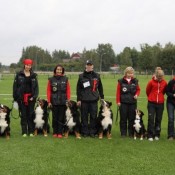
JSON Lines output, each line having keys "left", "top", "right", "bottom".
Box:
{"left": 146, "top": 77, "right": 167, "bottom": 104}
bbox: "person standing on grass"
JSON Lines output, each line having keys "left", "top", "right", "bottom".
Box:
{"left": 166, "top": 75, "right": 175, "bottom": 140}
{"left": 13, "top": 59, "right": 39, "bottom": 137}
{"left": 116, "top": 67, "right": 140, "bottom": 138}
{"left": 47, "top": 64, "right": 71, "bottom": 138}
{"left": 76, "top": 60, "right": 104, "bottom": 138}
{"left": 146, "top": 69, "right": 167, "bottom": 141}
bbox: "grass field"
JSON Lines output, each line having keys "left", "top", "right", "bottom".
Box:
{"left": 0, "top": 73, "right": 175, "bottom": 175}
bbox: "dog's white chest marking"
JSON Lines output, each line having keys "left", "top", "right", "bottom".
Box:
{"left": 102, "top": 107, "right": 112, "bottom": 130}
{"left": 0, "top": 112, "right": 8, "bottom": 133}
{"left": 34, "top": 106, "right": 45, "bottom": 129}
{"left": 66, "top": 108, "right": 75, "bottom": 129}
{"left": 133, "top": 114, "right": 141, "bottom": 133}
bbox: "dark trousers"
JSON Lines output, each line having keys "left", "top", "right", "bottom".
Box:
{"left": 52, "top": 105, "right": 66, "bottom": 135}
{"left": 18, "top": 101, "right": 35, "bottom": 135}
{"left": 119, "top": 103, "right": 136, "bottom": 136}
{"left": 167, "top": 102, "right": 175, "bottom": 138}
{"left": 81, "top": 101, "right": 98, "bottom": 135}
{"left": 147, "top": 102, "right": 164, "bottom": 138}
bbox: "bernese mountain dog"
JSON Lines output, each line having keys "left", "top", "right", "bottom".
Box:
{"left": 97, "top": 99, "right": 113, "bottom": 139}
{"left": 0, "top": 104, "right": 11, "bottom": 139}
{"left": 64, "top": 100, "right": 81, "bottom": 139}
{"left": 133, "top": 109, "right": 146, "bottom": 140}
{"left": 34, "top": 98, "right": 50, "bottom": 137}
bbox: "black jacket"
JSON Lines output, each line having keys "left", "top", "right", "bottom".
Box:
{"left": 166, "top": 78, "right": 175, "bottom": 105}
{"left": 118, "top": 78, "right": 138, "bottom": 104}
{"left": 49, "top": 76, "right": 68, "bottom": 105}
{"left": 13, "top": 70, "right": 39, "bottom": 101}
{"left": 76, "top": 71, "right": 104, "bottom": 102}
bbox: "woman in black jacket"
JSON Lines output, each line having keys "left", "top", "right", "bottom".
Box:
{"left": 166, "top": 76, "right": 175, "bottom": 140}
{"left": 13, "top": 59, "right": 39, "bottom": 137}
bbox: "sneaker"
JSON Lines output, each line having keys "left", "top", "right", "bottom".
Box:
{"left": 53, "top": 134, "right": 58, "bottom": 138}
{"left": 168, "top": 137, "right": 174, "bottom": 141}
{"left": 148, "top": 138, "right": 153, "bottom": 141}
{"left": 57, "top": 134, "right": 63, "bottom": 138}
{"left": 22, "top": 134, "right": 27, "bottom": 137}
{"left": 155, "top": 136, "right": 159, "bottom": 141}
{"left": 29, "top": 133, "right": 34, "bottom": 137}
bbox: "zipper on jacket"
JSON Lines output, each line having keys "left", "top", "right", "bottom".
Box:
{"left": 157, "top": 82, "right": 160, "bottom": 103}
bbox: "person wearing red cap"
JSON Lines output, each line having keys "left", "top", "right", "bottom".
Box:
{"left": 13, "top": 58, "right": 39, "bottom": 137}
{"left": 47, "top": 64, "right": 71, "bottom": 138}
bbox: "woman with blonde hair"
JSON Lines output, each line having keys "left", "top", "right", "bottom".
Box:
{"left": 116, "top": 67, "right": 140, "bottom": 137}
{"left": 146, "top": 69, "right": 167, "bottom": 141}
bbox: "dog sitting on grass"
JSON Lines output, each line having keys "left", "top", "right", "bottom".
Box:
{"left": 97, "top": 99, "right": 113, "bottom": 139}
{"left": 34, "top": 98, "right": 49, "bottom": 137}
{"left": 64, "top": 100, "right": 81, "bottom": 139}
{"left": 0, "top": 104, "right": 11, "bottom": 139}
{"left": 133, "top": 109, "right": 146, "bottom": 140}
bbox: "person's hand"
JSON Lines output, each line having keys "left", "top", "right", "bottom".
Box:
{"left": 134, "top": 95, "right": 138, "bottom": 99}
{"left": 48, "top": 103, "right": 52, "bottom": 108}
{"left": 117, "top": 103, "right": 121, "bottom": 107}
{"left": 29, "top": 97, "right": 33, "bottom": 101}
{"left": 77, "top": 101, "right": 81, "bottom": 107}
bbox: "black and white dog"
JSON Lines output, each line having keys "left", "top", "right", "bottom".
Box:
{"left": 34, "top": 98, "right": 49, "bottom": 137}
{"left": 0, "top": 104, "right": 11, "bottom": 139}
{"left": 97, "top": 99, "right": 113, "bottom": 139}
{"left": 64, "top": 100, "right": 81, "bottom": 139}
{"left": 133, "top": 109, "right": 146, "bottom": 140}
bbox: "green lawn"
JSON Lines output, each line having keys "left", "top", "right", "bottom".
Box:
{"left": 0, "top": 73, "right": 174, "bottom": 175}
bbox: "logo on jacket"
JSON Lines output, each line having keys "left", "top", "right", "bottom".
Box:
{"left": 122, "top": 87, "right": 127, "bottom": 92}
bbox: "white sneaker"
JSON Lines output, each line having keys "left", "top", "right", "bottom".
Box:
{"left": 148, "top": 138, "right": 153, "bottom": 141}
{"left": 155, "top": 136, "right": 159, "bottom": 141}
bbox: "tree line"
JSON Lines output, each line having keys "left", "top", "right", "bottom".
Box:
{"left": 8, "top": 42, "right": 175, "bottom": 74}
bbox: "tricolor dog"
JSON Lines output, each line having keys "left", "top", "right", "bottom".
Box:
{"left": 34, "top": 98, "right": 49, "bottom": 137}
{"left": 0, "top": 104, "right": 11, "bottom": 139}
{"left": 97, "top": 99, "right": 113, "bottom": 139}
{"left": 64, "top": 100, "right": 81, "bottom": 139}
{"left": 133, "top": 109, "right": 146, "bottom": 140}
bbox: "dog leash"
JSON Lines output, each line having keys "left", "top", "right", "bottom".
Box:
{"left": 115, "top": 106, "right": 120, "bottom": 125}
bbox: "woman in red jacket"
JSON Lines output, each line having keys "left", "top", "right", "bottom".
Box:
{"left": 116, "top": 67, "right": 140, "bottom": 137}
{"left": 47, "top": 65, "right": 71, "bottom": 138}
{"left": 146, "top": 69, "right": 167, "bottom": 141}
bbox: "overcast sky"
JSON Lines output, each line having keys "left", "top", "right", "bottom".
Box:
{"left": 0, "top": 0, "right": 175, "bottom": 65}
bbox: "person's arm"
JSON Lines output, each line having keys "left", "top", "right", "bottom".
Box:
{"left": 146, "top": 80, "right": 152, "bottom": 97}
{"left": 13, "top": 73, "right": 18, "bottom": 101}
{"left": 116, "top": 82, "right": 121, "bottom": 105}
{"left": 98, "top": 76, "right": 104, "bottom": 99}
{"left": 66, "top": 80, "right": 71, "bottom": 101}
{"left": 166, "top": 80, "right": 174, "bottom": 97}
{"left": 76, "top": 76, "right": 81, "bottom": 102}
{"left": 134, "top": 82, "right": 141, "bottom": 99}
{"left": 47, "top": 80, "right": 51, "bottom": 103}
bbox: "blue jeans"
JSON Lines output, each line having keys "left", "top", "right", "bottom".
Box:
{"left": 167, "top": 102, "right": 175, "bottom": 138}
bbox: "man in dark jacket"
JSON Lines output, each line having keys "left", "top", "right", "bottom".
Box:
{"left": 76, "top": 60, "right": 104, "bottom": 137}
